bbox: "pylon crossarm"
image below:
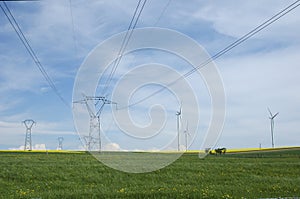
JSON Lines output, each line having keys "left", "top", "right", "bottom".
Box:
{"left": 96, "top": 99, "right": 117, "bottom": 116}
{"left": 23, "top": 119, "right": 35, "bottom": 129}
{"left": 85, "top": 96, "right": 105, "bottom": 101}
{"left": 73, "top": 99, "right": 85, "bottom": 104}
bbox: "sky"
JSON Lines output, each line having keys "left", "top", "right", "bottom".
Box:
{"left": 0, "top": 0, "right": 299, "bottom": 151}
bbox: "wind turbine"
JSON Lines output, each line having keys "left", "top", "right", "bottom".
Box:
{"left": 267, "top": 107, "right": 279, "bottom": 148}
{"left": 176, "top": 105, "right": 182, "bottom": 152}
{"left": 183, "top": 121, "right": 190, "bottom": 152}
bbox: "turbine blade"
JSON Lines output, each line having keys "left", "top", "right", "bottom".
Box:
{"left": 186, "top": 121, "right": 189, "bottom": 131}
{"left": 267, "top": 107, "right": 273, "bottom": 117}
{"left": 273, "top": 112, "right": 279, "bottom": 118}
{"left": 179, "top": 101, "right": 182, "bottom": 114}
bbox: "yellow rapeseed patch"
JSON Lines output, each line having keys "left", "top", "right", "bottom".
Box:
{"left": 0, "top": 150, "right": 85, "bottom": 154}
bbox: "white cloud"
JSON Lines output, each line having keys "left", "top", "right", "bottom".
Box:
{"left": 1, "top": 1, "right": 300, "bottom": 150}
{"left": 0, "top": 56, "right": 44, "bottom": 93}
{"left": 9, "top": 143, "right": 47, "bottom": 150}
{"left": 33, "top": 143, "right": 47, "bottom": 150}
{"left": 191, "top": 0, "right": 300, "bottom": 41}
{"left": 215, "top": 44, "right": 300, "bottom": 148}
{"left": 103, "top": 142, "right": 121, "bottom": 151}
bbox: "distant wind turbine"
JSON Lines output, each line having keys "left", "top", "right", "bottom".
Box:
{"left": 183, "top": 121, "right": 190, "bottom": 152}
{"left": 176, "top": 105, "right": 182, "bottom": 152}
{"left": 267, "top": 107, "right": 279, "bottom": 148}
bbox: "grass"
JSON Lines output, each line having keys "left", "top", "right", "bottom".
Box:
{"left": 0, "top": 148, "right": 299, "bottom": 198}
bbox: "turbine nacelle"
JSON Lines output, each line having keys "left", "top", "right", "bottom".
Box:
{"left": 268, "top": 107, "right": 279, "bottom": 119}
{"left": 269, "top": 112, "right": 279, "bottom": 119}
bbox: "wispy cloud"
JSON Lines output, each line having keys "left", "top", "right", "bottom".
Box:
{"left": 0, "top": 0, "right": 299, "bottom": 150}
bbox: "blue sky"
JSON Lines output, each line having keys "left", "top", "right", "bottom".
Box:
{"left": 0, "top": 0, "right": 299, "bottom": 150}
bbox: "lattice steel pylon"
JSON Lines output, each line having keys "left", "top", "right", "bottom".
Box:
{"left": 57, "top": 137, "right": 64, "bottom": 150}
{"left": 23, "top": 119, "right": 35, "bottom": 151}
{"left": 73, "top": 95, "right": 117, "bottom": 151}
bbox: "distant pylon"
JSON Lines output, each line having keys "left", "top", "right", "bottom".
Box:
{"left": 57, "top": 137, "right": 64, "bottom": 150}
{"left": 23, "top": 119, "right": 35, "bottom": 151}
{"left": 73, "top": 95, "right": 117, "bottom": 151}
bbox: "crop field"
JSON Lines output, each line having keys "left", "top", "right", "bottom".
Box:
{"left": 0, "top": 148, "right": 299, "bottom": 199}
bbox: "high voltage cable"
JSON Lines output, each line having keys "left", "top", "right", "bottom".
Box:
{"left": 182, "top": 0, "right": 300, "bottom": 78}
{"left": 153, "top": 0, "right": 172, "bottom": 26}
{"left": 102, "top": 0, "right": 147, "bottom": 95}
{"left": 0, "top": 2, "right": 69, "bottom": 107}
{"left": 101, "top": 0, "right": 147, "bottom": 95}
{"left": 124, "top": 0, "right": 300, "bottom": 109}
{"left": 68, "top": 0, "right": 78, "bottom": 58}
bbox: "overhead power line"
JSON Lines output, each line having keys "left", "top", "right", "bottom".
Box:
{"left": 101, "top": 0, "right": 147, "bottom": 95}
{"left": 68, "top": 0, "right": 78, "bottom": 58}
{"left": 125, "top": 0, "right": 300, "bottom": 109}
{"left": 153, "top": 0, "right": 172, "bottom": 26}
{"left": 0, "top": 2, "right": 69, "bottom": 107}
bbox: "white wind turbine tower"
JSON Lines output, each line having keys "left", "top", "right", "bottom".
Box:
{"left": 183, "top": 121, "right": 190, "bottom": 152}
{"left": 176, "top": 105, "right": 182, "bottom": 152}
{"left": 267, "top": 107, "right": 279, "bottom": 148}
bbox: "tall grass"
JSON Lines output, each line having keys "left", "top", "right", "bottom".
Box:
{"left": 0, "top": 149, "right": 299, "bottom": 198}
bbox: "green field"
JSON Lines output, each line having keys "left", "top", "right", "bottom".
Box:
{"left": 0, "top": 148, "right": 300, "bottom": 198}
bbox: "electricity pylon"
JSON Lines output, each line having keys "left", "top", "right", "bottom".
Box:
{"left": 57, "top": 137, "right": 64, "bottom": 150}
{"left": 267, "top": 108, "right": 279, "bottom": 148}
{"left": 73, "top": 95, "right": 117, "bottom": 151}
{"left": 23, "top": 119, "right": 35, "bottom": 151}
